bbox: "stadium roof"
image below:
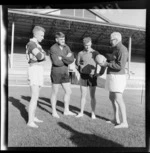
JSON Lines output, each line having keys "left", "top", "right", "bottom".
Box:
{"left": 8, "top": 9, "right": 145, "bottom": 54}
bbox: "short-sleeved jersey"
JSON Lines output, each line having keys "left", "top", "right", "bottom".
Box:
{"left": 76, "top": 49, "right": 99, "bottom": 75}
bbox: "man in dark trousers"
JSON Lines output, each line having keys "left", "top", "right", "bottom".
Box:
{"left": 49, "top": 32, "right": 75, "bottom": 118}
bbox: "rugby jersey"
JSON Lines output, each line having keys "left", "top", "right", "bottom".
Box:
{"left": 26, "top": 37, "right": 46, "bottom": 64}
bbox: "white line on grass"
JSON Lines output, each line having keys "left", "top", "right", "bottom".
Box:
{"left": 8, "top": 84, "right": 145, "bottom": 90}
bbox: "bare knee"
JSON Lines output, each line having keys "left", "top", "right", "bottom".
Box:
{"left": 62, "top": 83, "right": 72, "bottom": 95}
{"left": 51, "top": 84, "right": 59, "bottom": 96}
{"left": 90, "top": 91, "right": 95, "bottom": 100}
{"left": 65, "top": 88, "right": 72, "bottom": 96}
{"left": 51, "top": 90, "right": 58, "bottom": 96}
{"left": 31, "top": 89, "right": 39, "bottom": 101}
{"left": 114, "top": 92, "right": 124, "bottom": 104}
{"left": 81, "top": 90, "right": 87, "bottom": 99}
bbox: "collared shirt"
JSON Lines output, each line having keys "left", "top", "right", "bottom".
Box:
{"left": 107, "top": 42, "right": 129, "bottom": 75}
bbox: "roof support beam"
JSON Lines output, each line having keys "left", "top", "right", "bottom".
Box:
{"left": 10, "top": 21, "right": 15, "bottom": 68}
{"left": 128, "top": 36, "right": 132, "bottom": 79}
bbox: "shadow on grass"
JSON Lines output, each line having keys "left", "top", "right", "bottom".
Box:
{"left": 19, "top": 96, "right": 109, "bottom": 122}
{"left": 21, "top": 96, "right": 64, "bottom": 115}
{"left": 39, "top": 97, "right": 79, "bottom": 115}
{"left": 39, "top": 97, "right": 109, "bottom": 121}
{"left": 39, "top": 98, "right": 94, "bottom": 118}
{"left": 58, "top": 122, "right": 123, "bottom": 147}
{"left": 8, "top": 97, "right": 28, "bottom": 123}
{"left": 39, "top": 97, "right": 80, "bottom": 115}
{"left": 21, "top": 96, "right": 52, "bottom": 115}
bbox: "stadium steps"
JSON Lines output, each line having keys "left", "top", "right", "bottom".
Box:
{"left": 8, "top": 54, "right": 52, "bottom": 86}
{"left": 8, "top": 54, "right": 145, "bottom": 89}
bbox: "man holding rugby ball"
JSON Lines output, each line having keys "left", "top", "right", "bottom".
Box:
{"left": 97, "top": 32, "right": 128, "bottom": 128}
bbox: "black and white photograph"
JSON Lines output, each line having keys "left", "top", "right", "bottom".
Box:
{"left": 1, "top": 1, "right": 149, "bottom": 151}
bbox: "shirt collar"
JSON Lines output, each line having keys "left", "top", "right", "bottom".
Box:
{"left": 30, "top": 37, "right": 42, "bottom": 48}
{"left": 83, "top": 48, "right": 95, "bottom": 53}
{"left": 56, "top": 42, "right": 67, "bottom": 48}
{"left": 30, "top": 37, "right": 39, "bottom": 44}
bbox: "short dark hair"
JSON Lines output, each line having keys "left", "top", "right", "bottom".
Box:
{"left": 83, "top": 37, "right": 92, "bottom": 44}
{"left": 32, "top": 26, "right": 45, "bottom": 34}
{"left": 55, "top": 32, "right": 65, "bottom": 38}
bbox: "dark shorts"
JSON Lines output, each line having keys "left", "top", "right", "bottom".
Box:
{"left": 51, "top": 72, "right": 70, "bottom": 84}
{"left": 80, "top": 74, "right": 97, "bottom": 87}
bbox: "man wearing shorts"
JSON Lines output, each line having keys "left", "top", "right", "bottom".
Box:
{"left": 98, "top": 32, "right": 129, "bottom": 128}
{"left": 49, "top": 32, "right": 75, "bottom": 118}
{"left": 76, "top": 37, "right": 100, "bottom": 119}
{"left": 26, "top": 26, "right": 46, "bottom": 128}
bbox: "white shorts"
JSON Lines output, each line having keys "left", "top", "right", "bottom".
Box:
{"left": 105, "top": 74, "right": 127, "bottom": 93}
{"left": 28, "top": 64, "right": 44, "bottom": 86}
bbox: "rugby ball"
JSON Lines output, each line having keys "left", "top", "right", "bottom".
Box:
{"left": 95, "top": 54, "right": 106, "bottom": 64}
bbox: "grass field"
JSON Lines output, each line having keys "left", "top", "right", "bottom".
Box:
{"left": 7, "top": 85, "right": 146, "bottom": 150}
